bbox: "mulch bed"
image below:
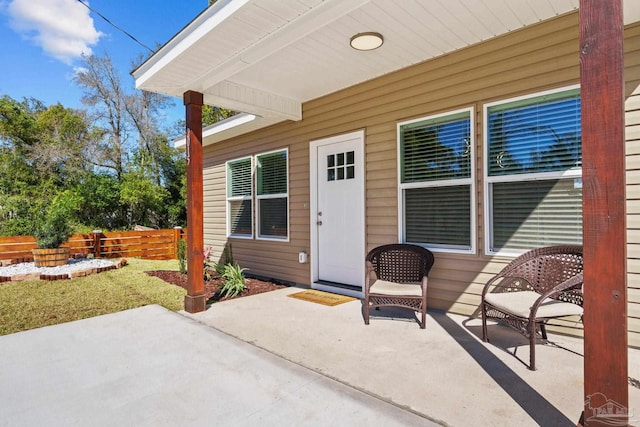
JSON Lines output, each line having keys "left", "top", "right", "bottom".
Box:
{"left": 146, "top": 270, "right": 287, "bottom": 303}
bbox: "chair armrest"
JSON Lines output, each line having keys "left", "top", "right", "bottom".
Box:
{"left": 529, "top": 272, "right": 584, "bottom": 321}
{"left": 365, "top": 260, "right": 375, "bottom": 293}
{"left": 366, "top": 260, "right": 374, "bottom": 273}
{"left": 544, "top": 271, "right": 583, "bottom": 298}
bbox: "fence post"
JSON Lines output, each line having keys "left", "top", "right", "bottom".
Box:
{"left": 92, "top": 230, "right": 102, "bottom": 259}
{"left": 173, "top": 227, "right": 182, "bottom": 259}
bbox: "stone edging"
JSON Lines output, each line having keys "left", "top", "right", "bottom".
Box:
{"left": 0, "top": 258, "right": 129, "bottom": 282}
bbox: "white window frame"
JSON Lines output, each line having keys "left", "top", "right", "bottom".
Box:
{"left": 226, "top": 156, "right": 253, "bottom": 239}
{"left": 483, "top": 85, "right": 582, "bottom": 256}
{"left": 225, "top": 150, "right": 290, "bottom": 242}
{"left": 397, "top": 107, "right": 476, "bottom": 254}
{"left": 255, "top": 148, "right": 290, "bottom": 242}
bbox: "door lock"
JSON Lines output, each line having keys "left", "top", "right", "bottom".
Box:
{"left": 317, "top": 221, "right": 323, "bottom": 226}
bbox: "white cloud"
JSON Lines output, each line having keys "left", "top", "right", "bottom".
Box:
{"left": 72, "top": 66, "right": 88, "bottom": 75}
{"left": 7, "top": 0, "right": 102, "bottom": 64}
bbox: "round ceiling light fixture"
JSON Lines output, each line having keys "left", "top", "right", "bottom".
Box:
{"left": 350, "top": 32, "right": 384, "bottom": 51}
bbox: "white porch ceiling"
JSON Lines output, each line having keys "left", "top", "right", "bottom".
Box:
{"left": 134, "top": 0, "right": 640, "bottom": 144}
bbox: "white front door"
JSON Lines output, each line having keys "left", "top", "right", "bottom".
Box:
{"left": 310, "top": 131, "right": 365, "bottom": 297}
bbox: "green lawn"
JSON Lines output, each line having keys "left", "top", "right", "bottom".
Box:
{"left": 0, "top": 258, "right": 186, "bottom": 336}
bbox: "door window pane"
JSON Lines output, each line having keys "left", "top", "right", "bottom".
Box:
{"left": 327, "top": 150, "right": 356, "bottom": 181}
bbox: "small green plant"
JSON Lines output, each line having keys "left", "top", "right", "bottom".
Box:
{"left": 177, "top": 245, "right": 219, "bottom": 280}
{"left": 177, "top": 239, "right": 187, "bottom": 274}
{"left": 219, "top": 263, "right": 247, "bottom": 298}
{"left": 33, "top": 191, "right": 79, "bottom": 248}
{"left": 212, "top": 262, "right": 224, "bottom": 276}
{"left": 212, "top": 243, "right": 234, "bottom": 277}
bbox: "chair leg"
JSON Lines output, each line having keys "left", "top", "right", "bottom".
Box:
{"left": 420, "top": 306, "right": 426, "bottom": 329}
{"left": 481, "top": 304, "right": 489, "bottom": 342}
{"left": 529, "top": 322, "right": 537, "bottom": 371}
{"left": 540, "top": 323, "right": 548, "bottom": 340}
{"left": 363, "top": 299, "right": 370, "bottom": 325}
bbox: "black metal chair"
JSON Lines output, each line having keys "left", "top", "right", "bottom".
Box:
{"left": 481, "top": 245, "right": 584, "bottom": 370}
{"left": 363, "top": 244, "right": 435, "bottom": 329}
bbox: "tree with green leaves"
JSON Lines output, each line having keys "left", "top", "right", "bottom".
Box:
{"left": 0, "top": 96, "right": 93, "bottom": 235}
{"left": 202, "top": 104, "right": 235, "bottom": 127}
{"left": 73, "top": 53, "right": 187, "bottom": 229}
{"left": 1, "top": 49, "right": 189, "bottom": 235}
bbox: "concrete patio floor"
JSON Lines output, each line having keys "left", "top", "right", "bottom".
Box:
{"left": 1, "top": 286, "right": 639, "bottom": 426}
{"left": 0, "top": 304, "right": 437, "bottom": 427}
{"left": 185, "top": 286, "right": 640, "bottom": 427}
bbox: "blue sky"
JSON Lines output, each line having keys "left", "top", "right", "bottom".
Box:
{"left": 0, "top": 0, "right": 208, "bottom": 127}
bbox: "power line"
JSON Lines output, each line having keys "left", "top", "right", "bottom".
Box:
{"left": 76, "top": 0, "right": 154, "bottom": 54}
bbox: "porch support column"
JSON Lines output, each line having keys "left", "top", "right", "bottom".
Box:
{"left": 183, "top": 90, "right": 206, "bottom": 313}
{"left": 580, "top": 0, "right": 628, "bottom": 424}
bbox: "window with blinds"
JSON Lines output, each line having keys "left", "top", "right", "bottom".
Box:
{"left": 256, "top": 149, "right": 288, "bottom": 240}
{"left": 485, "top": 86, "right": 582, "bottom": 255}
{"left": 398, "top": 108, "right": 474, "bottom": 252}
{"left": 226, "top": 157, "right": 252, "bottom": 237}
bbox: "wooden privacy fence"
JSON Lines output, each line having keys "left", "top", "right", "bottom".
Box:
{"left": 0, "top": 228, "right": 186, "bottom": 262}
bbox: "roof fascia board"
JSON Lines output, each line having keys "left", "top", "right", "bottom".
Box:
{"left": 174, "top": 114, "right": 283, "bottom": 148}
{"left": 133, "top": 0, "right": 250, "bottom": 88}
{"left": 174, "top": 112, "right": 256, "bottom": 148}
